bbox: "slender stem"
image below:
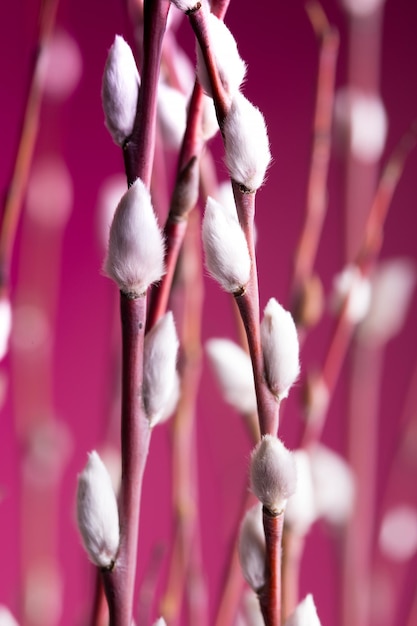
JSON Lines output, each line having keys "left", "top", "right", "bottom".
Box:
{"left": 101, "top": 295, "right": 151, "bottom": 626}
{"left": 258, "top": 509, "right": 284, "bottom": 626}
{"left": 124, "top": 0, "right": 170, "bottom": 188}
{"left": 0, "top": 0, "right": 60, "bottom": 289}
{"left": 281, "top": 528, "right": 304, "bottom": 621}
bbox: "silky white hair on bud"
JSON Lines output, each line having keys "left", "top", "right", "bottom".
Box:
{"left": 201, "top": 94, "right": 219, "bottom": 141}
{"left": 143, "top": 312, "right": 179, "bottom": 426}
{"left": 206, "top": 338, "right": 257, "bottom": 415}
{"left": 76, "top": 451, "right": 120, "bottom": 569}
{"left": 196, "top": 13, "right": 246, "bottom": 98}
{"left": 379, "top": 504, "right": 417, "bottom": 562}
{"left": 102, "top": 35, "right": 140, "bottom": 146}
{"left": 309, "top": 444, "right": 355, "bottom": 526}
{"left": 284, "top": 594, "right": 322, "bottom": 626}
{"left": 250, "top": 435, "right": 297, "bottom": 514}
{"left": 359, "top": 258, "right": 416, "bottom": 345}
{"left": 0, "top": 297, "right": 12, "bottom": 361}
{"left": 152, "top": 619, "right": 167, "bottom": 626}
{"left": 96, "top": 174, "right": 127, "bottom": 251}
{"left": 260, "top": 298, "right": 300, "bottom": 400}
{"left": 238, "top": 504, "right": 266, "bottom": 592}
{"left": 157, "top": 82, "right": 187, "bottom": 149}
{"left": 331, "top": 265, "right": 372, "bottom": 324}
{"left": 223, "top": 92, "right": 271, "bottom": 192}
{"left": 241, "top": 590, "right": 265, "bottom": 626}
{"left": 0, "top": 606, "right": 19, "bottom": 626}
{"left": 285, "top": 450, "right": 317, "bottom": 536}
{"left": 104, "top": 178, "right": 165, "bottom": 296}
{"left": 202, "top": 196, "right": 251, "bottom": 294}
{"left": 340, "top": 0, "right": 386, "bottom": 18}
{"left": 335, "top": 88, "right": 387, "bottom": 162}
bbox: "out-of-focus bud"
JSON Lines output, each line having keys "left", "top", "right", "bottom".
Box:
{"left": 202, "top": 196, "right": 251, "bottom": 294}
{"left": 39, "top": 30, "right": 83, "bottom": 100}
{"left": 291, "top": 274, "right": 324, "bottom": 329}
{"left": 143, "top": 311, "right": 179, "bottom": 427}
{"left": 285, "top": 450, "right": 317, "bottom": 536}
{"left": 359, "top": 258, "right": 416, "bottom": 345}
{"left": 76, "top": 451, "right": 120, "bottom": 569}
{"left": 157, "top": 82, "right": 187, "bottom": 149}
{"left": 238, "top": 504, "right": 266, "bottom": 592}
{"left": 201, "top": 94, "right": 219, "bottom": 141}
{"left": 102, "top": 35, "right": 140, "bottom": 146}
{"left": 339, "top": 0, "right": 386, "bottom": 18}
{"left": 250, "top": 435, "right": 297, "bottom": 514}
{"left": 0, "top": 606, "right": 20, "bottom": 626}
{"left": 331, "top": 264, "right": 372, "bottom": 324}
{"left": 196, "top": 13, "right": 246, "bottom": 98}
{"left": 379, "top": 504, "right": 417, "bottom": 562}
{"left": 260, "top": 298, "right": 300, "bottom": 400}
{"left": 284, "top": 594, "right": 322, "bottom": 626}
{"left": 223, "top": 92, "right": 271, "bottom": 192}
{"left": 334, "top": 88, "right": 387, "bottom": 162}
{"left": 26, "top": 157, "right": 73, "bottom": 229}
{"left": 104, "top": 178, "right": 165, "bottom": 297}
{"left": 0, "top": 296, "right": 12, "bottom": 361}
{"left": 206, "top": 338, "right": 257, "bottom": 415}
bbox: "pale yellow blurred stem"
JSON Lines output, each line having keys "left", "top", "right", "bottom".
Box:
{"left": 159, "top": 210, "right": 207, "bottom": 625}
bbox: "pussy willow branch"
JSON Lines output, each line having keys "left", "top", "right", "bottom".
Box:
{"left": 0, "top": 0, "right": 60, "bottom": 291}
{"left": 291, "top": 3, "right": 339, "bottom": 327}
{"left": 258, "top": 509, "right": 284, "bottom": 626}
{"left": 300, "top": 121, "right": 417, "bottom": 448}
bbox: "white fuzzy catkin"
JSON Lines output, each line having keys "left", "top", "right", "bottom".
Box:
{"left": 335, "top": 88, "right": 387, "bottom": 162}
{"left": 104, "top": 178, "right": 165, "bottom": 296}
{"left": 206, "top": 338, "right": 257, "bottom": 415}
{"left": 331, "top": 265, "right": 372, "bottom": 324}
{"left": 285, "top": 594, "right": 322, "bottom": 626}
{"left": 201, "top": 94, "right": 219, "bottom": 141}
{"left": 250, "top": 435, "right": 297, "bottom": 514}
{"left": 260, "top": 298, "right": 300, "bottom": 400}
{"left": 0, "top": 607, "right": 19, "bottom": 626}
{"left": 76, "top": 451, "right": 120, "bottom": 569}
{"left": 223, "top": 92, "right": 271, "bottom": 192}
{"left": 202, "top": 196, "right": 251, "bottom": 293}
{"left": 359, "top": 258, "right": 416, "bottom": 345}
{"left": 102, "top": 35, "right": 140, "bottom": 146}
{"left": 340, "top": 0, "right": 386, "bottom": 18}
{"left": 196, "top": 13, "right": 246, "bottom": 98}
{"left": 143, "top": 311, "right": 179, "bottom": 426}
{"left": 152, "top": 619, "right": 167, "bottom": 626}
{"left": 169, "top": 0, "right": 200, "bottom": 12}
{"left": 238, "top": 504, "right": 266, "bottom": 591}
{"left": 309, "top": 444, "right": 355, "bottom": 526}
{"left": 379, "top": 505, "right": 417, "bottom": 562}
{"left": 284, "top": 450, "right": 317, "bottom": 536}
{"left": 157, "top": 82, "right": 187, "bottom": 149}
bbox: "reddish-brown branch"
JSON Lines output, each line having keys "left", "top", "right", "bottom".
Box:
{"left": 258, "top": 509, "right": 284, "bottom": 626}
{"left": 101, "top": 295, "right": 151, "bottom": 626}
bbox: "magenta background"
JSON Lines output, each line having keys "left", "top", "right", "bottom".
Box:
{"left": 1, "top": 1, "right": 417, "bottom": 624}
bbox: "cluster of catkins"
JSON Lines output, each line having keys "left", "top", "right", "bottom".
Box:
{"left": 74, "top": 1, "right": 354, "bottom": 625}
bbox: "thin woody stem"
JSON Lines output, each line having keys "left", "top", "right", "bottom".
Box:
{"left": 0, "top": 0, "right": 60, "bottom": 289}
{"left": 258, "top": 508, "right": 284, "bottom": 626}
{"left": 102, "top": 295, "right": 151, "bottom": 626}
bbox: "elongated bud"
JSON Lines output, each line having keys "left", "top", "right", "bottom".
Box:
{"left": 202, "top": 196, "right": 251, "bottom": 294}
{"left": 250, "top": 435, "right": 297, "bottom": 514}
{"left": 196, "top": 13, "right": 246, "bottom": 98}
{"left": 0, "top": 607, "right": 19, "bottom": 626}
{"left": 143, "top": 311, "right": 179, "bottom": 426}
{"left": 310, "top": 444, "right": 355, "bottom": 526}
{"left": 102, "top": 35, "right": 140, "bottom": 146}
{"left": 340, "top": 0, "right": 386, "bottom": 18}
{"left": 76, "top": 451, "right": 120, "bottom": 569}
{"left": 104, "top": 178, "right": 165, "bottom": 296}
{"left": 206, "top": 338, "right": 257, "bottom": 415}
{"left": 285, "top": 594, "right": 322, "bottom": 626}
{"left": 223, "top": 92, "right": 271, "bottom": 192}
{"left": 158, "top": 82, "right": 187, "bottom": 149}
{"left": 285, "top": 450, "right": 317, "bottom": 536}
{"left": 261, "top": 298, "right": 300, "bottom": 400}
{"left": 238, "top": 503, "right": 266, "bottom": 592}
